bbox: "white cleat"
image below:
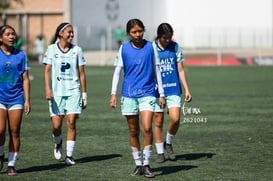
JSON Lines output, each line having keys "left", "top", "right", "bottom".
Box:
{"left": 54, "top": 142, "right": 62, "bottom": 160}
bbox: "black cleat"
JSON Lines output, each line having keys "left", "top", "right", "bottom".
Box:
{"left": 165, "top": 142, "right": 176, "bottom": 161}
{"left": 143, "top": 165, "right": 155, "bottom": 178}
{"left": 156, "top": 153, "right": 165, "bottom": 163}
{"left": 7, "top": 166, "right": 17, "bottom": 176}
{"left": 65, "top": 156, "right": 76, "bottom": 166}
{"left": 131, "top": 166, "right": 143, "bottom": 176}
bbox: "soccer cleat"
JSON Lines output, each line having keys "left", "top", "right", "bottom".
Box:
{"left": 54, "top": 141, "right": 62, "bottom": 160}
{"left": 7, "top": 166, "right": 17, "bottom": 176}
{"left": 65, "top": 156, "right": 76, "bottom": 166}
{"left": 0, "top": 154, "right": 4, "bottom": 171}
{"left": 165, "top": 143, "right": 176, "bottom": 161}
{"left": 143, "top": 165, "right": 155, "bottom": 178}
{"left": 156, "top": 153, "right": 165, "bottom": 163}
{"left": 130, "top": 166, "right": 143, "bottom": 176}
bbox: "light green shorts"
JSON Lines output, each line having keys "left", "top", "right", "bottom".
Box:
{"left": 120, "top": 96, "right": 156, "bottom": 115}
{"left": 49, "top": 94, "right": 82, "bottom": 117}
{"left": 0, "top": 103, "right": 23, "bottom": 110}
{"left": 154, "top": 95, "right": 181, "bottom": 112}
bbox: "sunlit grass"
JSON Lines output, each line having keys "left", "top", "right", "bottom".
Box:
{"left": 0, "top": 64, "right": 272, "bottom": 180}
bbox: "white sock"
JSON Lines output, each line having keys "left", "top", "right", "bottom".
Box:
{"left": 66, "top": 140, "right": 75, "bottom": 157}
{"left": 166, "top": 132, "right": 175, "bottom": 145}
{"left": 155, "top": 142, "right": 164, "bottom": 154}
{"left": 143, "top": 145, "right": 152, "bottom": 166}
{"left": 131, "top": 147, "right": 142, "bottom": 166}
{"left": 8, "top": 152, "right": 18, "bottom": 167}
{"left": 53, "top": 134, "right": 62, "bottom": 144}
{"left": 0, "top": 145, "right": 4, "bottom": 156}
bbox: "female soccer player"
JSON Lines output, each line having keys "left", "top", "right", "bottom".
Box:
{"left": 109, "top": 19, "right": 165, "bottom": 178}
{"left": 153, "top": 23, "right": 192, "bottom": 163}
{"left": 0, "top": 25, "right": 31, "bottom": 176}
{"left": 43, "top": 22, "right": 87, "bottom": 166}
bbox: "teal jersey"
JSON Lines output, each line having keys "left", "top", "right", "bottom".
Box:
{"left": 43, "top": 43, "right": 86, "bottom": 96}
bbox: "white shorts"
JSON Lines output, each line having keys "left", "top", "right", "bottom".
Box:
{"left": 0, "top": 103, "right": 23, "bottom": 110}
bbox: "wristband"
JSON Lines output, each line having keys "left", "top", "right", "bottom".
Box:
{"left": 82, "top": 92, "right": 87, "bottom": 108}
{"left": 82, "top": 92, "right": 87, "bottom": 99}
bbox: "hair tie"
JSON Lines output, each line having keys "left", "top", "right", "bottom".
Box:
{"left": 55, "top": 23, "right": 72, "bottom": 43}
{"left": 0, "top": 25, "right": 8, "bottom": 34}
{"left": 59, "top": 23, "right": 71, "bottom": 34}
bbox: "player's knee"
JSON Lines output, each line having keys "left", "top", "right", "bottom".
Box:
{"left": 170, "top": 118, "right": 180, "bottom": 125}
{"left": 129, "top": 128, "right": 139, "bottom": 138}
{"left": 9, "top": 129, "right": 20, "bottom": 138}
{"left": 142, "top": 126, "right": 152, "bottom": 136}
{"left": 154, "top": 121, "right": 163, "bottom": 129}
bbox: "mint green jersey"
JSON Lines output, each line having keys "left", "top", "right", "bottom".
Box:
{"left": 43, "top": 44, "right": 86, "bottom": 96}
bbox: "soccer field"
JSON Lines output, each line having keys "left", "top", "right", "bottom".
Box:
{"left": 0, "top": 64, "right": 272, "bottom": 181}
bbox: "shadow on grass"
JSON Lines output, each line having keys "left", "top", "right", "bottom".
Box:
{"left": 177, "top": 153, "right": 216, "bottom": 160}
{"left": 76, "top": 153, "right": 122, "bottom": 163}
{"left": 17, "top": 162, "right": 66, "bottom": 173}
{"left": 17, "top": 154, "right": 122, "bottom": 173}
{"left": 153, "top": 153, "right": 215, "bottom": 176}
{"left": 153, "top": 165, "right": 197, "bottom": 176}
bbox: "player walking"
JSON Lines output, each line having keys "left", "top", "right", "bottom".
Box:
{"left": 109, "top": 19, "right": 165, "bottom": 178}
{"left": 43, "top": 22, "right": 87, "bottom": 166}
{"left": 153, "top": 23, "right": 192, "bottom": 163}
{"left": 0, "top": 25, "right": 31, "bottom": 176}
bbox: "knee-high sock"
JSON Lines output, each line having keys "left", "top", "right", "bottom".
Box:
{"left": 131, "top": 147, "right": 142, "bottom": 166}
{"left": 53, "top": 134, "right": 62, "bottom": 144}
{"left": 166, "top": 132, "right": 175, "bottom": 144}
{"left": 143, "top": 145, "right": 152, "bottom": 166}
{"left": 155, "top": 142, "right": 164, "bottom": 154}
{"left": 8, "top": 152, "right": 18, "bottom": 167}
{"left": 66, "top": 140, "right": 75, "bottom": 157}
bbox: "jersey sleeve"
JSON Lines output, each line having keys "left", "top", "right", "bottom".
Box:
{"left": 152, "top": 41, "right": 161, "bottom": 65}
{"left": 175, "top": 43, "right": 184, "bottom": 62}
{"left": 43, "top": 45, "right": 53, "bottom": 65}
{"left": 111, "top": 66, "right": 122, "bottom": 95}
{"left": 22, "top": 51, "right": 30, "bottom": 71}
{"left": 77, "top": 46, "right": 86, "bottom": 66}
{"left": 114, "top": 45, "right": 124, "bottom": 67}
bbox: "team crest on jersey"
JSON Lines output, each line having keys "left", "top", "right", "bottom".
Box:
{"left": 5, "top": 62, "right": 11, "bottom": 72}
{"left": 57, "top": 62, "right": 72, "bottom": 81}
{"left": 60, "top": 62, "right": 71, "bottom": 72}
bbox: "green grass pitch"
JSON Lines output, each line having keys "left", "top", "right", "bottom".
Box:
{"left": 0, "top": 64, "right": 272, "bottom": 180}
